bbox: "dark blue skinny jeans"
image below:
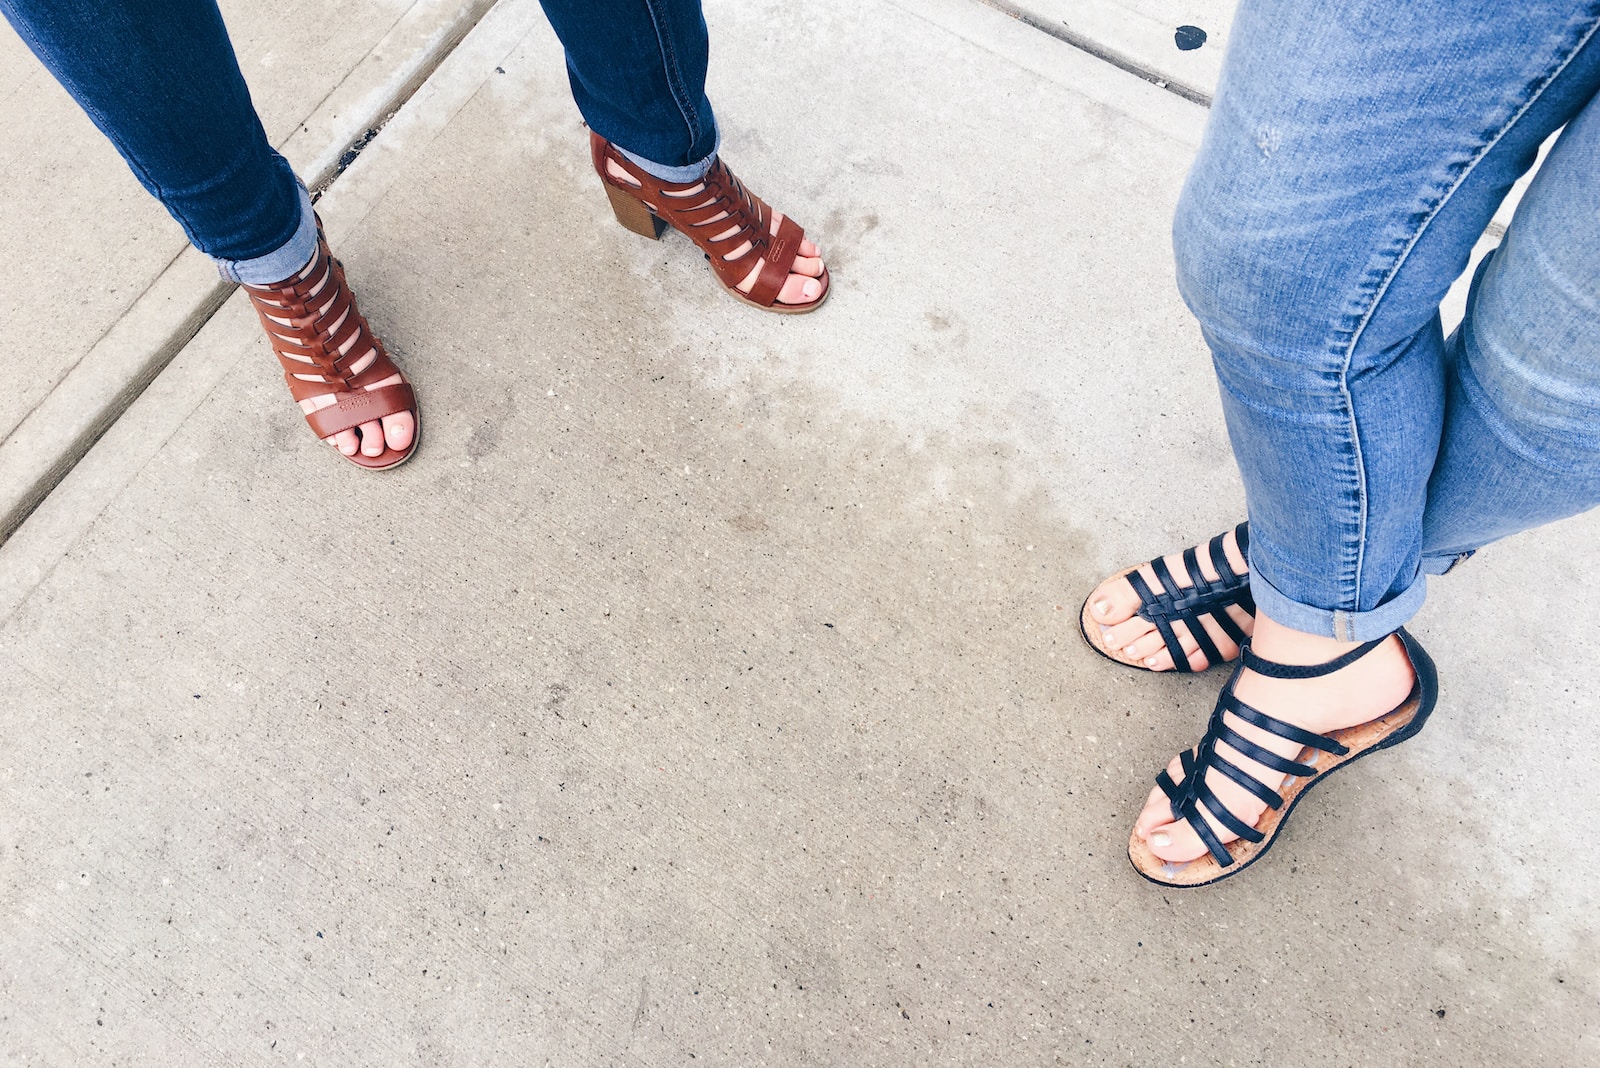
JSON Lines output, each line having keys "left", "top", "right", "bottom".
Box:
{"left": 0, "top": 0, "right": 719, "bottom": 282}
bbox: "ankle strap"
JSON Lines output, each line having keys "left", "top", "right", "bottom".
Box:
{"left": 1241, "top": 636, "right": 1387, "bottom": 679}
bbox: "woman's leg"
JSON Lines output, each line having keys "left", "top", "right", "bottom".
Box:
{"left": 537, "top": 0, "right": 717, "bottom": 178}
{"left": 1176, "top": 0, "right": 1600, "bottom": 643}
{"left": 1, "top": 0, "right": 304, "bottom": 273}
{"left": 536, "top": 0, "right": 826, "bottom": 307}
{"left": 1088, "top": 1, "right": 1600, "bottom": 672}
{"left": 1, "top": 0, "right": 414, "bottom": 461}
{"left": 1419, "top": 95, "right": 1600, "bottom": 564}
{"left": 1131, "top": 0, "right": 1600, "bottom": 869}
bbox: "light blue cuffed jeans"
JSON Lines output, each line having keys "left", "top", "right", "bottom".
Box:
{"left": 1175, "top": 0, "right": 1600, "bottom": 641}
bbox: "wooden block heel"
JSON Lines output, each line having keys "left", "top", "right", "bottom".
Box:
{"left": 604, "top": 181, "right": 667, "bottom": 239}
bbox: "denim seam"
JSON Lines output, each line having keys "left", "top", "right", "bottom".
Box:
{"left": 640, "top": 0, "right": 702, "bottom": 160}
{"left": 13, "top": 3, "right": 294, "bottom": 261}
{"left": 1330, "top": 10, "right": 1600, "bottom": 625}
{"left": 2, "top": 18, "right": 197, "bottom": 238}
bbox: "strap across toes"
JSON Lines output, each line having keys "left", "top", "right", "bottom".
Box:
{"left": 1081, "top": 522, "right": 1255, "bottom": 672}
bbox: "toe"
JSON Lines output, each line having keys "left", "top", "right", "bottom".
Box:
{"left": 1117, "top": 628, "right": 1168, "bottom": 667}
{"left": 1132, "top": 764, "right": 1211, "bottom": 863}
{"left": 383, "top": 410, "right": 416, "bottom": 453}
{"left": 1122, "top": 625, "right": 1208, "bottom": 671}
{"left": 778, "top": 273, "right": 823, "bottom": 305}
{"left": 1140, "top": 816, "right": 1211, "bottom": 864}
{"left": 790, "top": 254, "right": 824, "bottom": 278}
{"left": 1101, "top": 616, "right": 1156, "bottom": 654}
{"left": 1086, "top": 574, "right": 1144, "bottom": 627}
{"left": 358, "top": 419, "right": 385, "bottom": 457}
{"left": 799, "top": 237, "right": 819, "bottom": 258}
{"left": 1133, "top": 763, "right": 1183, "bottom": 837}
{"left": 331, "top": 428, "right": 360, "bottom": 456}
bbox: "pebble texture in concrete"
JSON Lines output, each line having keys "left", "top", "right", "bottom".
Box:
{"left": 1, "top": 0, "right": 1596, "bottom": 1064}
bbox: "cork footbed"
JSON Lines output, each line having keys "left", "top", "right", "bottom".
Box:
{"left": 1127, "top": 682, "right": 1429, "bottom": 888}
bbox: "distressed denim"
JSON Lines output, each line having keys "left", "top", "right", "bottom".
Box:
{"left": 1174, "top": 0, "right": 1600, "bottom": 640}
{"left": 1, "top": 0, "right": 720, "bottom": 281}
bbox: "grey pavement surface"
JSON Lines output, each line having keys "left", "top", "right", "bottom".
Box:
{"left": 3, "top": 0, "right": 1598, "bottom": 1064}
{"left": 0, "top": 0, "right": 494, "bottom": 540}
{"left": 992, "top": 0, "right": 1234, "bottom": 100}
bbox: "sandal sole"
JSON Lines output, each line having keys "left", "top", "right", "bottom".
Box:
{"left": 1127, "top": 631, "right": 1440, "bottom": 888}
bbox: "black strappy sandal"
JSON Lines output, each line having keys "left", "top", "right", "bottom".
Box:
{"left": 1080, "top": 522, "right": 1255, "bottom": 672}
{"left": 1128, "top": 627, "right": 1439, "bottom": 888}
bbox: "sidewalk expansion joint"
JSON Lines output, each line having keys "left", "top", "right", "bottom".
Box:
{"left": 974, "top": 0, "right": 1213, "bottom": 106}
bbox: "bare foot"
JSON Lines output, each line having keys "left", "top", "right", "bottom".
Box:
{"left": 1085, "top": 525, "right": 1253, "bottom": 671}
{"left": 1131, "top": 613, "right": 1417, "bottom": 864}
{"left": 605, "top": 157, "right": 826, "bottom": 306}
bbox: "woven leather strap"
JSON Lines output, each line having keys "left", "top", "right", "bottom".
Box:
{"left": 591, "top": 133, "right": 805, "bottom": 307}
{"left": 1124, "top": 522, "right": 1254, "bottom": 672}
{"left": 242, "top": 224, "right": 414, "bottom": 439}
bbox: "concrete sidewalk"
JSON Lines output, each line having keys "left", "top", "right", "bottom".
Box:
{"left": 2, "top": 0, "right": 1596, "bottom": 1064}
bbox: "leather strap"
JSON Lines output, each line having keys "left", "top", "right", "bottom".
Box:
{"left": 1241, "top": 638, "right": 1384, "bottom": 679}
{"left": 304, "top": 381, "right": 417, "bottom": 439}
{"left": 242, "top": 222, "right": 412, "bottom": 442}
{"left": 1155, "top": 635, "right": 1387, "bottom": 867}
{"left": 1129, "top": 522, "right": 1255, "bottom": 672}
{"left": 592, "top": 133, "right": 808, "bottom": 307}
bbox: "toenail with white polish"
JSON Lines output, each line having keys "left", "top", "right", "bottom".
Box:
{"left": 1094, "top": 600, "right": 1111, "bottom": 617}
{"left": 1151, "top": 831, "right": 1171, "bottom": 848}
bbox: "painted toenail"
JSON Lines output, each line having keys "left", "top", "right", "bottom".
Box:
{"left": 1093, "top": 600, "right": 1111, "bottom": 617}
{"left": 1151, "top": 831, "right": 1171, "bottom": 848}
{"left": 1145, "top": 657, "right": 1159, "bottom": 667}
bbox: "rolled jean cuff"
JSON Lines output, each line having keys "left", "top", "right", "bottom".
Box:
{"left": 211, "top": 181, "right": 317, "bottom": 285}
{"left": 618, "top": 131, "right": 719, "bottom": 183}
{"left": 1246, "top": 559, "right": 1428, "bottom": 643}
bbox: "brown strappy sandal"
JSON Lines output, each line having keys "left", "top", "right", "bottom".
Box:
{"left": 591, "top": 132, "right": 830, "bottom": 314}
{"left": 243, "top": 222, "right": 419, "bottom": 470}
